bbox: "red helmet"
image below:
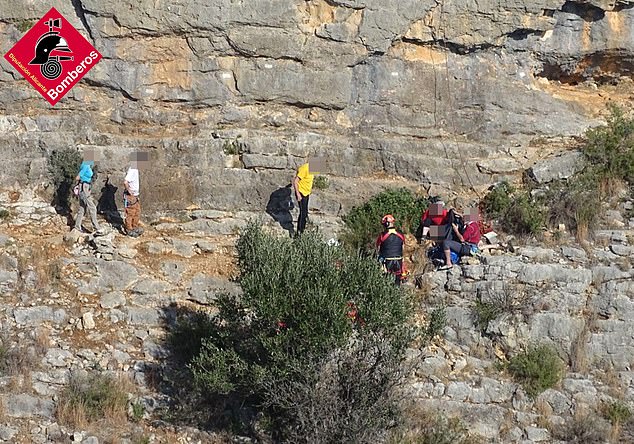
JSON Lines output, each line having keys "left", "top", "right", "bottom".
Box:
{"left": 381, "top": 214, "right": 395, "bottom": 226}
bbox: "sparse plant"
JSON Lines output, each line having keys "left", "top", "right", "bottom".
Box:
{"left": 388, "top": 404, "right": 483, "bottom": 444}
{"left": 602, "top": 400, "right": 632, "bottom": 427}
{"left": 507, "top": 344, "right": 563, "bottom": 398}
{"left": 313, "top": 175, "right": 329, "bottom": 190}
{"left": 552, "top": 411, "right": 610, "bottom": 443}
{"left": 222, "top": 137, "right": 246, "bottom": 155}
{"left": 0, "top": 338, "right": 42, "bottom": 377}
{"left": 341, "top": 188, "right": 428, "bottom": 254}
{"left": 56, "top": 371, "right": 130, "bottom": 428}
{"left": 424, "top": 307, "right": 446, "bottom": 340}
{"left": 472, "top": 300, "right": 501, "bottom": 334}
{"left": 48, "top": 147, "right": 82, "bottom": 212}
{"left": 131, "top": 400, "right": 145, "bottom": 422}
{"left": 471, "top": 288, "right": 532, "bottom": 335}
{"left": 0, "top": 209, "right": 10, "bottom": 220}
{"left": 16, "top": 19, "right": 35, "bottom": 33}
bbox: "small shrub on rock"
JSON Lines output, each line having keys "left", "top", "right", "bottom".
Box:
{"left": 583, "top": 104, "right": 634, "bottom": 187}
{"left": 507, "top": 344, "right": 563, "bottom": 398}
{"left": 481, "top": 182, "right": 545, "bottom": 237}
{"left": 341, "top": 188, "right": 428, "bottom": 254}
{"left": 313, "top": 175, "right": 329, "bottom": 190}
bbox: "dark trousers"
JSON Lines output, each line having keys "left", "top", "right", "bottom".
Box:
{"left": 442, "top": 239, "right": 469, "bottom": 256}
{"left": 297, "top": 193, "right": 310, "bottom": 234}
{"left": 384, "top": 259, "right": 403, "bottom": 285}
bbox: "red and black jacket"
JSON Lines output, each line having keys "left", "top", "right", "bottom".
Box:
{"left": 376, "top": 228, "right": 405, "bottom": 259}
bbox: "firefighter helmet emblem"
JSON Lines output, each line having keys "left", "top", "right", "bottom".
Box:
{"left": 29, "top": 18, "right": 74, "bottom": 80}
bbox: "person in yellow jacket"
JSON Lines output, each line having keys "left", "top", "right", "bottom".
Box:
{"left": 293, "top": 162, "right": 314, "bottom": 235}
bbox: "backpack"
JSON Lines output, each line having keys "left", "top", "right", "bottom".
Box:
{"left": 427, "top": 245, "right": 459, "bottom": 267}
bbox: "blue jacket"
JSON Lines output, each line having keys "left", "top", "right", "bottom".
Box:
{"left": 78, "top": 161, "right": 94, "bottom": 183}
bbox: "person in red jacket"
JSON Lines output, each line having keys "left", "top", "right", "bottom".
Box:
{"left": 438, "top": 208, "right": 481, "bottom": 270}
{"left": 417, "top": 199, "right": 452, "bottom": 242}
{"left": 376, "top": 214, "right": 405, "bottom": 285}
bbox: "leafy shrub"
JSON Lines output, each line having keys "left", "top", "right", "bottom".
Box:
{"left": 341, "top": 188, "right": 428, "bottom": 254}
{"left": 507, "top": 344, "right": 563, "bottom": 398}
{"left": 313, "top": 175, "right": 329, "bottom": 190}
{"left": 168, "top": 221, "right": 414, "bottom": 442}
{"left": 543, "top": 105, "right": 634, "bottom": 238}
{"left": 481, "top": 181, "right": 514, "bottom": 219}
{"left": 0, "top": 209, "right": 9, "bottom": 220}
{"left": 584, "top": 104, "right": 634, "bottom": 186}
{"left": 481, "top": 182, "right": 545, "bottom": 237}
{"left": 57, "top": 371, "right": 129, "bottom": 427}
{"left": 48, "top": 148, "right": 82, "bottom": 212}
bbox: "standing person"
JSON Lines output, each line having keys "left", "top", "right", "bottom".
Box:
{"left": 74, "top": 155, "right": 104, "bottom": 235}
{"left": 292, "top": 161, "right": 314, "bottom": 235}
{"left": 376, "top": 214, "right": 405, "bottom": 285}
{"left": 123, "top": 152, "right": 146, "bottom": 237}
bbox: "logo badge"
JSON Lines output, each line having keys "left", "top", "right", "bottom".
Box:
{"left": 3, "top": 7, "right": 102, "bottom": 106}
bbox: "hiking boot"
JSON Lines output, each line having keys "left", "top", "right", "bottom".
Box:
{"left": 94, "top": 228, "right": 107, "bottom": 236}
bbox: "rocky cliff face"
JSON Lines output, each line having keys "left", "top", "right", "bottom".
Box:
{"left": 0, "top": 0, "right": 632, "bottom": 220}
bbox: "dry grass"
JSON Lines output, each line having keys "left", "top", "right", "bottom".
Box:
{"left": 57, "top": 371, "right": 134, "bottom": 429}
{"left": 596, "top": 362, "right": 625, "bottom": 400}
{"left": 570, "top": 309, "right": 596, "bottom": 374}
{"left": 388, "top": 402, "right": 484, "bottom": 444}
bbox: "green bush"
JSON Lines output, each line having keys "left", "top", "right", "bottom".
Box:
{"left": 481, "top": 182, "right": 545, "bottom": 237}
{"left": 584, "top": 104, "right": 634, "bottom": 186}
{"left": 542, "top": 105, "right": 634, "bottom": 238}
{"left": 341, "top": 188, "right": 428, "bottom": 254}
{"left": 313, "top": 175, "right": 329, "bottom": 190}
{"left": 48, "top": 148, "right": 82, "bottom": 211}
{"left": 169, "top": 221, "right": 414, "bottom": 442}
{"left": 507, "top": 344, "right": 563, "bottom": 398}
{"left": 0, "top": 209, "right": 9, "bottom": 220}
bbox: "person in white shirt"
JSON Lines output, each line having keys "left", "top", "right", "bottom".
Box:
{"left": 123, "top": 151, "right": 147, "bottom": 237}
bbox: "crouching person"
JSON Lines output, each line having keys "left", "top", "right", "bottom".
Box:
{"left": 376, "top": 214, "right": 405, "bottom": 285}
{"left": 438, "top": 208, "right": 481, "bottom": 270}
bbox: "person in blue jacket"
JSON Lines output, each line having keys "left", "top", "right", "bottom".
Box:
{"left": 74, "top": 156, "right": 104, "bottom": 235}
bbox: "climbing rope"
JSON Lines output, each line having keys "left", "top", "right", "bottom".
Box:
{"left": 428, "top": 0, "right": 481, "bottom": 199}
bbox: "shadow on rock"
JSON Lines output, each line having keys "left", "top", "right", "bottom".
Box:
{"left": 154, "top": 303, "right": 257, "bottom": 435}
{"left": 97, "top": 177, "right": 124, "bottom": 229}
